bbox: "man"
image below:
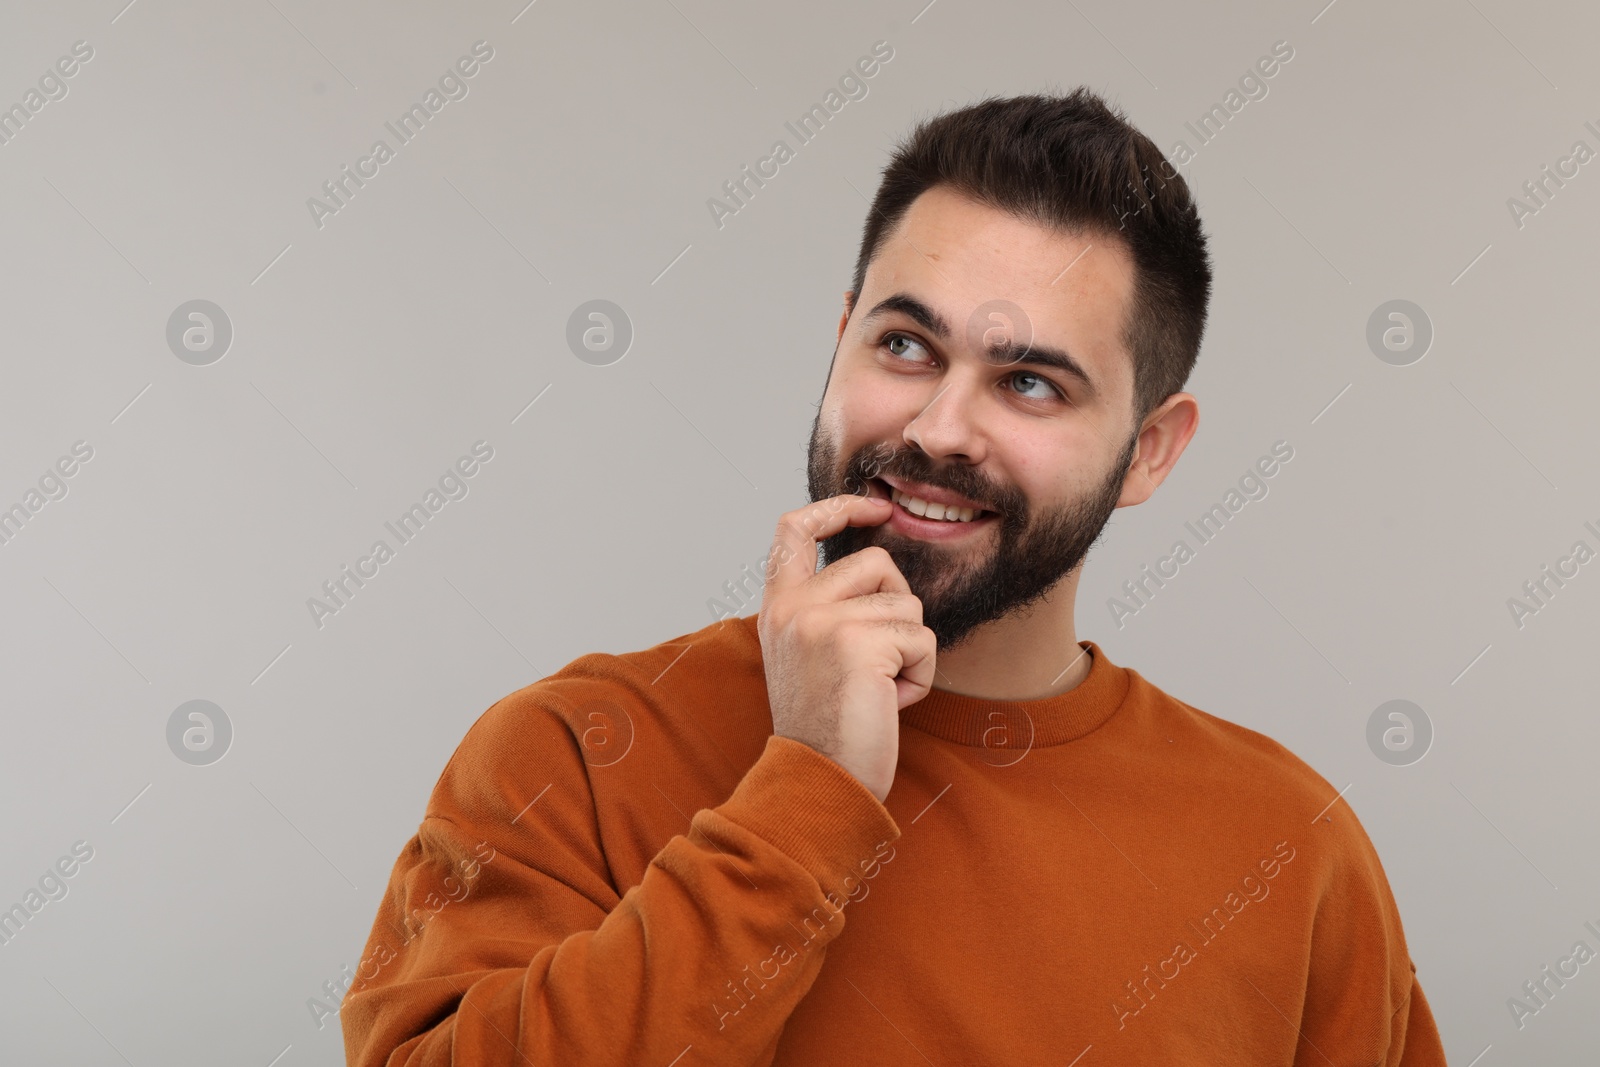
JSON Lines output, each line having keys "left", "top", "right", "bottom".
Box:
{"left": 342, "top": 89, "right": 1447, "bottom": 1065}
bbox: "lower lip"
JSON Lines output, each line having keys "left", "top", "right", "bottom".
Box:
{"left": 879, "top": 487, "right": 998, "bottom": 541}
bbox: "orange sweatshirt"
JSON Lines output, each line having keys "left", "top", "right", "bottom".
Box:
{"left": 341, "top": 612, "right": 1447, "bottom": 1065}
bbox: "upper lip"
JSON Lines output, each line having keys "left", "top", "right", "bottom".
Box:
{"left": 876, "top": 476, "right": 994, "bottom": 514}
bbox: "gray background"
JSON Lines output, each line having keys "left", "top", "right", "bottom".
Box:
{"left": 0, "top": 0, "right": 1594, "bottom": 1062}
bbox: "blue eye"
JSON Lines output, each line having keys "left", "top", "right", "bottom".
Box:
{"left": 1009, "top": 372, "right": 1064, "bottom": 401}
{"left": 883, "top": 333, "right": 929, "bottom": 362}
{"left": 880, "top": 332, "right": 1066, "bottom": 403}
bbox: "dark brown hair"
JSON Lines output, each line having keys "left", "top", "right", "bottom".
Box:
{"left": 849, "top": 89, "right": 1212, "bottom": 424}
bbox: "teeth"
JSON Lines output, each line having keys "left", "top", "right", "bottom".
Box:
{"left": 890, "top": 487, "right": 980, "bottom": 522}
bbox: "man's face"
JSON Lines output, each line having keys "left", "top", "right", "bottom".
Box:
{"left": 806, "top": 184, "right": 1143, "bottom": 652}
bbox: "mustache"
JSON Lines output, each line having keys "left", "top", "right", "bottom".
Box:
{"left": 842, "top": 446, "right": 1019, "bottom": 515}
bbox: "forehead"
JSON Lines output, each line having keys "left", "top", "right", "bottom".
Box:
{"left": 861, "top": 185, "right": 1137, "bottom": 403}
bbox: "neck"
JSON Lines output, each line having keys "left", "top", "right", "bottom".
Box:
{"left": 928, "top": 572, "right": 1087, "bottom": 701}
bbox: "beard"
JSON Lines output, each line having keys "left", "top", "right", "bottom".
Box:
{"left": 805, "top": 413, "right": 1137, "bottom": 652}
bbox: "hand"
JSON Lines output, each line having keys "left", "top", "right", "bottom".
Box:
{"left": 757, "top": 493, "right": 937, "bottom": 804}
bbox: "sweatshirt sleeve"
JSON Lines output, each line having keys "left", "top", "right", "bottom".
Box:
{"left": 339, "top": 704, "right": 902, "bottom": 1067}
{"left": 1295, "top": 814, "right": 1447, "bottom": 1067}
{"left": 1393, "top": 966, "right": 1448, "bottom": 1066}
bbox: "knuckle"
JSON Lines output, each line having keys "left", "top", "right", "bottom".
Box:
{"left": 902, "top": 596, "right": 924, "bottom": 624}
{"left": 839, "top": 546, "right": 888, "bottom": 578}
{"left": 793, "top": 606, "right": 829, "bottom": 644}
{"left": 861, "top": 545, "right": 892, "bottom": 566}
{"left": 790, "top": 605, "right": 814, "bottom": 639}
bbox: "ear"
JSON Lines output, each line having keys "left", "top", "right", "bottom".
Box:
{"left": 836, "top": 291, "right": 855, "bottom": 345}
{"left": 1117, "top": 392, "right": 1200, "bottom": 508}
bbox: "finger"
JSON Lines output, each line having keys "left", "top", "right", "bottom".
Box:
{"left": 868, "top": 619, "right": 938, "bottom": 710}
{"left": 811, "top": 543, "right": 912, "bottom": 604}
{"left": 808, "top": 590, "right": 924, "bottom": 630}
{"left": 764, "top": 493, "right": 892, "bottom": 598}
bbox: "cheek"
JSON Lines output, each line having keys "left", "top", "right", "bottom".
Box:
{"left": 994, "top": 433, "right": 1093, "bottom": 512}
{"left": 832, "top": 370, "right": 910, "bottom": 434}
{"left": 987, "top": 430, "right": 1046, "bottom": 486}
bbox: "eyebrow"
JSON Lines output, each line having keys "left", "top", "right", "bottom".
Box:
{"left": 858, "top": 292, "right": 1099, "bottom": 401}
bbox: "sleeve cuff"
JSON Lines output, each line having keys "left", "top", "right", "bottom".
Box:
{"left": 712, "top": 734, "right": 901, "bottom": 897}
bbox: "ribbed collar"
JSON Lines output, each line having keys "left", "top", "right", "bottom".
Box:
{"left": 898, "top": 639, "right": 1130, "bottom": 748}
{"left": 736, "top": 615, "right": 1129, "bottom": 748}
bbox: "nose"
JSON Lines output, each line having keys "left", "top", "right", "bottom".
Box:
{"left": 902, "top": 375, "right": 989, "bottom": 466}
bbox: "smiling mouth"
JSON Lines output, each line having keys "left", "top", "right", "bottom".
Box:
{"left": 870, "top": 478, "right": 996, "bottom": 524}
